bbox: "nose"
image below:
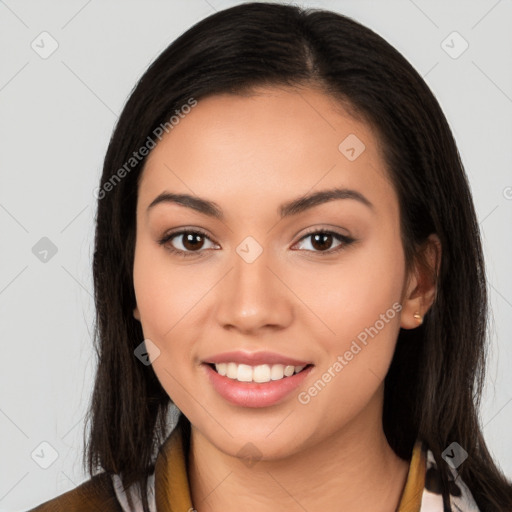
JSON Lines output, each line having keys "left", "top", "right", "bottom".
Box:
{"left": 214, "top": 248, "right": 294, "bottom": 335}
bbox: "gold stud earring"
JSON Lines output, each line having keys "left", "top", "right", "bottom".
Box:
{"left": 413, "top": 312, "right": 423, "bottom": 324}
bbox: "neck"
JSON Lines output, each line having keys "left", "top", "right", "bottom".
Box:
{"left": 188, "top": 389, "right": 410, "bottom": 512}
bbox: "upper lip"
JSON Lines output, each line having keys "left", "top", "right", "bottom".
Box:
{"left": 203, "top": 350, "right": 312, "bottom": 367}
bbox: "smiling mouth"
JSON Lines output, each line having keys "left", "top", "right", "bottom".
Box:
{"left": 206, "top": 362, "right": 313, "bottom": 383}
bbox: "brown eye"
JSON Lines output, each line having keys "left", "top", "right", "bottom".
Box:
{"left": 181, "top": 232, "right": 206, "bottom": 251}
{"left": 310, "top": 232, "right": 335, "bottom": 251}
{"left": 294, "top": 230, "right": 355, "bottom": 255}
{"left": 158, "top": 229, "right": 217, "bottom": 257}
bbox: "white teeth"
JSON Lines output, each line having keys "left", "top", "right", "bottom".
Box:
{"left": 253, "top": 364, "right": 271, "bottom": 383}
{"left": 283, "top": 365, "right": 295, "bottom": 377}
{"left": 226, "top": 362, "right": 238, "bottom": 379}
{"left": 216, "top": 362, "right": 227, "bottom": 376}
{"left": 237, "top": 364, "right": 253, "bottom": 382}
{"left": 213, "top": 362, "right": 308, "bottom": 382}
{"left": 270, "top": 364, "right": 284, "bottom": 380}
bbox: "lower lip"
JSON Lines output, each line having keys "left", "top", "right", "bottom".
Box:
{"left": 203, "top": 364, "right": 313, "bottom": 408}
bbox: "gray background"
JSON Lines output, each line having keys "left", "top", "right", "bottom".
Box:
{"left": 0, "top": 0, "right": 511, "bottom": 510}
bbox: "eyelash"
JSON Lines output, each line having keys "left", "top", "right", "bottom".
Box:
{"left": 157, "top": 228, "right": 356, "bottom": 258}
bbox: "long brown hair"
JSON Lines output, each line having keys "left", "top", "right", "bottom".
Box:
{"left": 84, "top": 3, "right": 512, "bottom": 511}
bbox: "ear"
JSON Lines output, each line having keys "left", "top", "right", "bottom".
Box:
{"left": 400, "top": 233, "right": 441, "bottom": 330}
{"left": 133, "top": 306, "right": 141, "bottom": 321}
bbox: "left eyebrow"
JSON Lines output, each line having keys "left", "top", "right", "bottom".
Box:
{"left": 279, "top": 187, "right": 375, "bottom": 217}
{"left": 146, "top": 187, "right": 375, "bottom": 219}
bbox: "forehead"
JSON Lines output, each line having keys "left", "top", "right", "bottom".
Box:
{"left": 139, "top": 86, "right": 398, "bottom": 221}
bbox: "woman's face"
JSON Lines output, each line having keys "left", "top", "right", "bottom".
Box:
{"left": 133, "top": 86, "right": 418, "bottom": 459}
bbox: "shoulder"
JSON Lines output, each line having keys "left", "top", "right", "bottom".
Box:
{"left": 25, "top": 472, "right": 123, "bottom": 512}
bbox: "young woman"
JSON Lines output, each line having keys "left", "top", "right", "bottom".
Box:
{"left": 28, "top": 2, "right": 512, "bottom": 511}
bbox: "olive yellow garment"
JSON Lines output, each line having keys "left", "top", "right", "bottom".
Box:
{"left": 149, "top": 428, "right": 425, "bottom": 512}
{"left": 27, "top": 426, "right": 481, "bottom": 511}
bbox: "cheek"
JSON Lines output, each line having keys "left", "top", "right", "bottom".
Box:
{"left": 132, "top": 235, "right": 216, "bottom": 405}
{"left": 296, "top": 301, "right": 401, "bottom": 437}
{"left": 289, "top": 227, "right": 404, "bottom": 349}
{"left": 132, "top": 240, "right": 195, "bottom": 407}
{"left": 294, "top": 231, "right": 404, "bottom": 413}
{"left": 132, "top": 233, "right": 207, "bottom": 340}
{"left": 339, "top": 235, "right": 404, "bottom": 365}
